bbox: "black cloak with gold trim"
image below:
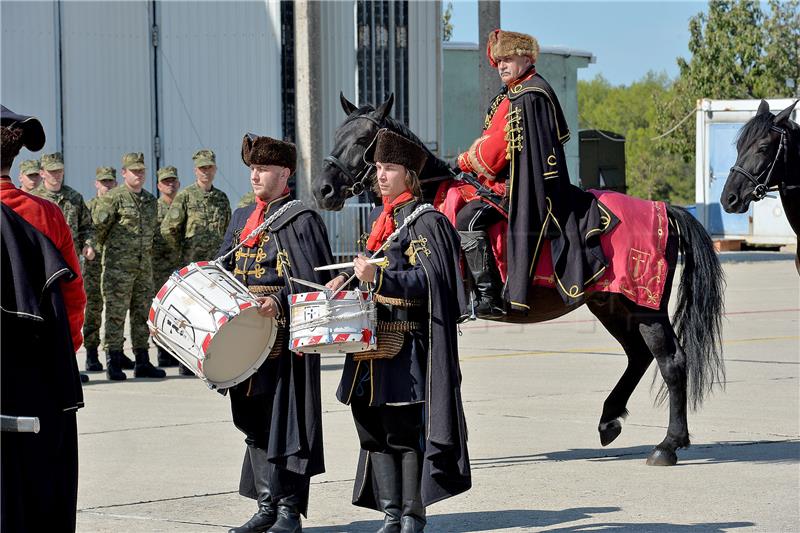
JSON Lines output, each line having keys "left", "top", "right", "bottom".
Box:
{"left": 504, "top": 73, "right": 618, "bottom": 310}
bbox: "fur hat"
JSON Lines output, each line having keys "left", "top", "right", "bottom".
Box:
{"left": 1, "top": 105, "right": 45, "bottom": 168}
{"left": 241, "top": 133, "right": 296, "bottom": 174}
{"left": 364, "top": 129, "right": 427, "bottom": 175}
{"left": 486, "top": 29, "right": 540, "bottom": 67}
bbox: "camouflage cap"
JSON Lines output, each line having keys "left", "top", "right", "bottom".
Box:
{"left": 192, "top": 149, "right": 216, "bottom": 168}
{"left": 122, "top": 152, "right": 145, "bottom": 170}
{"left": 157, "top": 166, "right": 179, "bottom": 181}
{"left": 96, "top": 166, "right": 117, "bottom": 181}
{"left": 19, "top": 159, "right": 41, "bottom": 175}
{"left": 40, "top": 152, "right": 64, "bottom": 171}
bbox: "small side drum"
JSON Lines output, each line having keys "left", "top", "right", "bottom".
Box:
{"left": 148, "top": 261, "right": 277, "bottom": 389}
{"left": 289, "top": 290, "right": 377, "bottom": 354}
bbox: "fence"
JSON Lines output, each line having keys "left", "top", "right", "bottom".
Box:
{"left": 319, "top": 202, "right": 374, "bottom": 261}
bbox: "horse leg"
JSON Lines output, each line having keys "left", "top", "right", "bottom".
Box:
{"left": 588, "top": 296, "right": 655, "bottom": 446}
{"left": 639, "top": 317, "right": 690, "bottom": 466}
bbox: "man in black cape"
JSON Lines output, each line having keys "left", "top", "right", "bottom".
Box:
{"left": 217, "top": 133, "right": 335, "bottom": 533}
{"left": 329, "top": 129, "right": 471, "bottom": 532}
{"left": 1, "top": 106, "right": 86, "bottom": 532}
{"left": 455, "top": 29, "right": 617, "bottom": 314}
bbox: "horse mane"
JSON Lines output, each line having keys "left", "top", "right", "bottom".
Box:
{"left": 737, "top": 109, "right": 799, "bottom": 151}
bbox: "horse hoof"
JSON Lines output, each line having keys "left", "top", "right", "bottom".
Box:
{"left": 646, "top": 447, "right": 678, "bottom": 466}
{"left": 598, "top": 419, "right": 623, "bottom": 446}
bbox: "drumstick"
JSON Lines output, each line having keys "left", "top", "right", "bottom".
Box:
{"left": 289, "top": 277, "right": 331, "bottom": 291}
{"left": 314, "top": 258, "right": 385, "bottom": 271}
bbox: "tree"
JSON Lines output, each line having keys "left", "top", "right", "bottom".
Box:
{"left": 442, "top": 2, "right": 454, "bottom": 42}
{"left": 657, "top": 0, "right": 800, "bottom": 162}
{"left": 578, "top": 73, "right": 695, "bottom": 204}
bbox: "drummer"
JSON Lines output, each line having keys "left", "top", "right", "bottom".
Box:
{"left": 217, "top": 133, "right": 336, "bottom": 533}
{"left": 326, "top": 129, "right": 472, "bottom": 532}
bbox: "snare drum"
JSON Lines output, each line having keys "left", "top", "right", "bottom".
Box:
{"left": 148, "top": 261, "right": 277, "bottom": 389}
{"left": 289, "top": 290, "right": 377, "bottom": 354}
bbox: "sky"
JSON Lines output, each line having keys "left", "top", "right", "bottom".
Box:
{"left": 448, "top": 1, "right": 709, "bottom": 86}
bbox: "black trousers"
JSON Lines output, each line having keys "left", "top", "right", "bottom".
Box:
{"left": 1, "top": 410, "right": 78, "bottom": 533}
{"left": 351, "top": 401, "right": 424, "bottom": 454}
{"left": 455, "top": 198, "right": 505, "bottom": 232}
{"left": 229, "top": 389, "right": 309, "bottom": 504}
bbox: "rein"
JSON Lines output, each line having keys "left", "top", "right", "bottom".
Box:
{"left": 729, "top": 125, "right": 794, "bottom": 200}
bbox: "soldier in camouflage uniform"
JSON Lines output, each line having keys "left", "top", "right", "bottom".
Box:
{"left": 93, "top": 152, "right": 165, "bottom": 381}
{"left": 152, "top": 165, "right": 183, "bottom": 369}
{"left": 33, "top": 152, "right": 95, "bottom": 259}
{"left": 237, "top": 190, "right": 255, "bottom": 208}
{"left": 17, "top": 159, "right": 42, "bottom": 193}
{"left": 161, "top": 149, "right": 231, "bottom": 265}
{"left": 82, "top": 167, "right": 121, "bottom": 372}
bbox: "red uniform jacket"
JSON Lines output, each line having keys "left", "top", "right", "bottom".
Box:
{"left": 1, "top": 177, "right": 86, "bottom": 349}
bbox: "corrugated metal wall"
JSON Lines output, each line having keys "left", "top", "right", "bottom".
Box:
{"left": 1, "top": 1, "right": 62, "bottom": 170}
{"left": 60, "top": 1, "right": 155, "bottom": 199}
{"left": 156, "top": 1, "right": 282, "bottom": 204}
{"left": 408, "top": 0, "right": 442, "bottom": 153}
{"left": 319, "top": 1, "right": 356, "bottom": 155}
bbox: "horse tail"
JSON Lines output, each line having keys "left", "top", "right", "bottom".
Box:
{"left": 667, "top": 205, "right": 726, "bottom": 410}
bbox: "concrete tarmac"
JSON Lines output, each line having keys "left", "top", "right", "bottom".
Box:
{"left": 75, "top": 257, "right": 799, "bottom": 532}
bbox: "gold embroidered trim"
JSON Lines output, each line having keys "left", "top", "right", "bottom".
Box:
{"left": 275, "top": 250, "right": 290, "bottom": 278}
{"left": 484, "top": 92, "right": 507, "bottom": 130}
{"left": 508, "top": 85, "right": 570, "bottom": 142}
{"left": 405, "top": 236, "right": 431, "bottom": 266}
{"left": 351, "top": 321, "right": 421, "bottom": 361}
{"left": 373, "top": 294, "right": 422, "bottom": 307}
{"left": 248, "top": 285, "right": 282, "bottom": 295}
{"left": 504, "top": 106, "right": 523, "bottom": 160}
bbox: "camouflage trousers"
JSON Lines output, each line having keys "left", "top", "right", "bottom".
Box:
{"left": 82, "top": 256, "right": 103, "bottom": 350}
{"left": 101, "top": 254, "right": 154, "bottom": 352}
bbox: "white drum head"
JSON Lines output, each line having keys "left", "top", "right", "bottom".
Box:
{"left": 203, "top": 308, "right": 278, "bottom": 388}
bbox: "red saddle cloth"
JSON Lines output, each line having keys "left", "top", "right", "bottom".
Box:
{"left": 438, "top": 185, "right": 670, "bottom": 310}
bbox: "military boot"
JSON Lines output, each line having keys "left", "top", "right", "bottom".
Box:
{"left": 157, "top": 346, "right": 179, "bottom": 367}
{"left": 229, "top": 446, "right": 277, "bottom": 533}
{"left": 372, "top": 452, "right": 401, "bottom": 533}
{"left": 106, "top": 350, "right": 127, "bottom": 381}
{"left": 399, "top": 452, "right": 425, "bottom": 533}
{"left": 268, "top": 494, "right": 302, "bottom": 533}
{"left": 118, "top": 351, "right": 135, "bottom": 370}
{"left": 85, "top": 347, "right": 103, "bottom": 372}
{"left": 133, "top": 348, "right": 167, "bottom": 378}
{"left": 460, "top": 230, "right": 505, "bottom": 318}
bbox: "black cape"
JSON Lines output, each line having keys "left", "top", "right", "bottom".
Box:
{"left": 504, "top": 73, "right": 618, "bottom": 310}
{"left": 350, "top": 204, "right": 472, "bottom": 509}
{"left": 1, "top": 203, "right": 83, "bottom": 533}
{"left": 217, "top": 198, "right": 334, "bottom": 488}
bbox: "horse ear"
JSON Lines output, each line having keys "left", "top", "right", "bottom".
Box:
{"left": 757, "top": 99, "right": 770, "bottom": 116}
{"left": 375, "top": 93, "right": 395, "bottom": 122}
{"left": 340, "top": 92, "right": 358, "bottom": 115}
{"left": 773, "top": 100, "right": 798, "bottom": 126}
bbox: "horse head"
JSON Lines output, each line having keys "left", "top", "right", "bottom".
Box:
{"left": 313, "top": 92, "right": 394, "bottom": 211}
{"left": 722, "top": 99, "right": 799, "bottom": 214}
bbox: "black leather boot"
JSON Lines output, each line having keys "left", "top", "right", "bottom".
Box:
{"left": 178, "top": 362, "right": 195, "bottom": 376}
{"left": 268, "top": 494, "right": 302, "bottom": 533}
{"left": 133, "top": 348, "right": 166, "bottom": 378}
{"left": 157, "top": 346, "right": 179, "bottom": 367}
{"left": 118, "top": 351, "right": 135, "bottom": 370}
{"left": 229, "top": 446, "right": 277, "bottom": 533}
{"left": 106, "top": 350, "right": 127, "bottom": 381}
{"left": 85, "top": 347, "right": 103, "bottom": 371}
{"left": 460, "top": 230, "right": 505, "bottom": 318}
{"left": 399, "top": 452, "right": 425, "bottom": 533}
{"left": 372, "top": 452, "right": 401, "bottom": 533}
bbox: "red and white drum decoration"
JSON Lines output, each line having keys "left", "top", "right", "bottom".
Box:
{"left": 148, "top": 261, "right": 277, "bottom": 389}
{"left": 289, "top": 290, "right": 377, "bottom": 354}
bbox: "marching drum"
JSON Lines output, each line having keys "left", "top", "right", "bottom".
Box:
{"left": 148, "top": 261, "right": 277, "bottom": 389}
{"left": 289, "top": 290, "right": 377, "bottom": 354}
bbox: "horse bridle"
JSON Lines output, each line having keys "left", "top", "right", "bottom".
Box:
{"left": 729, "top": 124, "right": 789, "bottom": 200}
{"left": 323, "top": 114, "right": 384, "bottom": 197}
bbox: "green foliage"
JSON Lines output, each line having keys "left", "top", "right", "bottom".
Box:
{"left": 442, "top": 2, "right": 454, "bottom": 42}
{"left": 657, "top": 0, "right": 800, "bottom": 161}
{"left": 578, "top": 73, "right": 695, "bottom": 204}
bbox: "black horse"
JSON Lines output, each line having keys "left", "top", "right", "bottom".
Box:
{"left": 721, "top": 99, "right": 799, "bottom": 271}
{"left": 313, "top": 93, "right": 726, "bottom": 466}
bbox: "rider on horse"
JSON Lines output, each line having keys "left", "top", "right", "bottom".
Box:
{"left": 455, "top": 29, "right": 616, "bottom": 317}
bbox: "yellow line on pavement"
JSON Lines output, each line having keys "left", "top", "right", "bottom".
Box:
{"left": 460, "top": 335, "right": 800, "bottom": 362}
